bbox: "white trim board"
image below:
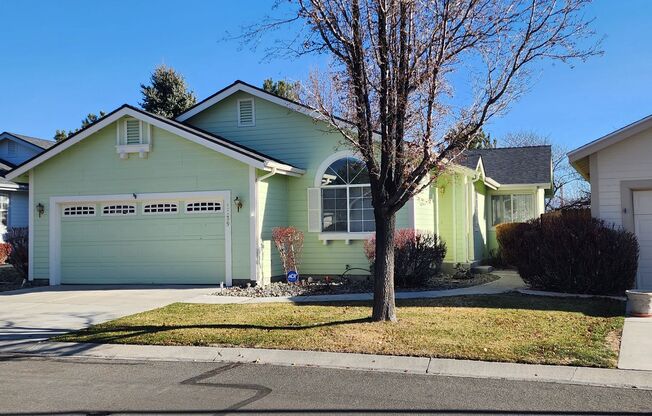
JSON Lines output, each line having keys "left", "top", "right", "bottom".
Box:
{"left": 7, "top": 106, "right": 304, "bottom": 181}
{"left": 47, "top": 190, "right": 233, "bottom": 286}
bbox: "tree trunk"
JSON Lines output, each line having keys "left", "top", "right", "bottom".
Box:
{"left": 372, "top": 209, "right": 397, "bottom": 322}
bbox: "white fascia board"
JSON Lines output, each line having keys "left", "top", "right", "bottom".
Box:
{"left": 497, "top": 183, "right": 551, "bottom": 190}
{"left": 568, "top": 113, "right": 652, "bottom": 162}
{"left": 177, "top": 83, "right": 321, "bottom": 123}
{"left": 6, "top": 107, "right": 289, "bottom": 180}
{"left": 484, "top": 177, "right": 500, "bottom": 190}
{"left": 175, "top": 82, "right": 374, "bottom": 140}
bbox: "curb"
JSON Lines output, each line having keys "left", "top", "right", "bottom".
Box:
{"left": 1, "top": 341, "right": 650, "bottom": 390}
{"left": 516, "top": 288, "right": 627, "bottom": 301}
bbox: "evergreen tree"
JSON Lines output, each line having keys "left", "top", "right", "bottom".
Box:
{"left": 140, "top": 64, "right": 197, "bottom": 118}
{"left": 263, "top": 78, "right": 301, "bottom": 101}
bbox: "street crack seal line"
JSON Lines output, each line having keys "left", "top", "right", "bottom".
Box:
{"left": 180, "top": 362, "right": 272, "bottom": 414}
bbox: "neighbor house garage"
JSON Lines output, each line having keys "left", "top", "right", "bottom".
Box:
{"left": 569, "top": 113, "right": 652, "bottom": 290}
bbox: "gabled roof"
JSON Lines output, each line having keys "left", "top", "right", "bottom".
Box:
{"left": 459, "top": 146, "right": 552, "bottom": 186}
{"left": 176, "top": 80, "right": 356, "bottom": 130}
{"left": 6, "top": 105, "right": 304, "bottom": 181}
{"left": 568, "top": 113, "right": 652, "bottom": 179}
{"left": 0, "top": 132, "right": 54, "bottom": 150}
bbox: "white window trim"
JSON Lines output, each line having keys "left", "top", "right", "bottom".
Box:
{"left": 47, "top": 191, "right": 233, "bottom": 286}
{"left": 101, "top": 203, "right": 137, "bottom": 216}
{"left": 142, "top": 201, "right": 179, "bottom": 215}
{"left": 184, "top": 200, "right": 223, "bottom": 214}
{"left": 316, "top": 152, "right": 375, "bottom": 240}
{"left": 116, "top": 118, "right": 151, "bottom": 158}
{"left": 237, "top": 98, "right": 256, "bottom": 127}
{"left": 62, "top": 205, "right": 96, "bottom": 217}
{"left": 490, "top": 192, "right": 536, "bottom": 228}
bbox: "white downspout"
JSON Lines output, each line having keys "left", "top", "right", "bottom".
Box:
{"left": 452, "top": 175, "right": 457, "bottom": 263}
{"left": 257, "top": 168, "right": 278, "bottom": 183}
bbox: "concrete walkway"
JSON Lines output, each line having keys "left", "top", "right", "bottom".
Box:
{"left": 0, "top": 285, "right": 218, "bottom": 343}
{"left": 618, "top": 316, "right": 652, "bottom": 371}
{"left": 1, "top": 340, "right": 650, "bottom": 391}
{"left": 184, "top": 270, "right": 526, "bottom": 304}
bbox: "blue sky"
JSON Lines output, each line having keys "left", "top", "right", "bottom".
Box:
{"left": 0, "top": 0, "right": 650, "bottom": 151}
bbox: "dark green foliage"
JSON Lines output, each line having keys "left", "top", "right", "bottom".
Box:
{"left": 262, "top": 78, "right": 301, "bottom": 101}
{"left": 140, "top": 64, "right": 197, "bottom": 118}
{"left": 4, "top": 227, "right": 28, "bottom": 278}
{"left": 54, "top": 111, "right": 106, "bottom": 141}
{"left": 496, "top": 210, "right": 638, "bottom": 295}
{"left": 468, "top": 129, "right": 496, "bottom": 149}
{"left": 365, "top": 229, "right": 447, "bottom": 287}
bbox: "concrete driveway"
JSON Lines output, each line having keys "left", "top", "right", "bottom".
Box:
{"left": 0, "top": 285, "right": 218, "bottom": 345}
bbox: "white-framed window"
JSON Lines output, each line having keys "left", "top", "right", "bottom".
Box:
{"left": 185, "top": 201, "right": 222, "bottom": 213}
{"left": 102, "top": 204, "right": 136, "bottom": 216}
{"left": 125, "top": 118, "right": 143, "bottom": 145}
{"left": 63, "top": 205, "right": 96, "bottom": 217}
{"left": 0, "top": 194, "right": 8, "bottom": 227}
{"left": 319, "top": 157, "right": 375, "bottom": 233}
{"left": 491, "top": 194, "right": 535, "bottom": 226}
{"left": 237, "top": 98, "right": 255, "bottom": 127}
{"left": 142, "top": 202, "right": 178, "bottom": 215}
{"left": 7, "top": 141, "right": 16, "bottom": 156}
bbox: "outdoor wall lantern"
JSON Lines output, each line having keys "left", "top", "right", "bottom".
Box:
{"left": 36, "top": 203, "right": 45, "bottom": 218}
{"left": 234, "top": 196, "right": 243, "bottom": 212}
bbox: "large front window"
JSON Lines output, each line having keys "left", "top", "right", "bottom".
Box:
{"left": 321, "top": 157, "right": 375, "bottom": 233}
{"left": 491, "top": 194, "right": 534, "bottom": 226}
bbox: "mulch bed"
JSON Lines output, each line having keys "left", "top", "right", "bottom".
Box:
{"left": 214, "top": 273, "right": 498, "bottom": 298}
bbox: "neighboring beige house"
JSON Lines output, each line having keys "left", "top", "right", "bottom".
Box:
{"left": 569, "top": 114, "right": 652, "bottom": 291}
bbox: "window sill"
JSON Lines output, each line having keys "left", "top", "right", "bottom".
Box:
{"left": 318, "top": 232, "right": 373, "bottom": 242}
{"left": 117, "top": 144, "right": 150, "bottom": 159}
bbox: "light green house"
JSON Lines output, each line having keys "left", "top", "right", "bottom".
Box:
{"left": 6, "top": 81, "right": 552, "bottom": 286}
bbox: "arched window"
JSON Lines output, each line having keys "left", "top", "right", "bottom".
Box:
{"left": 320, "top": 157, "right": 375, "bottom": 233}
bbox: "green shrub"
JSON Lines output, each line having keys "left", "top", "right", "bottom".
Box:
{"left": 364, "top": 229, "right": 447, "bottom": 287}
{"left": 497, "top": 210, "right": 638, "bottom": 295}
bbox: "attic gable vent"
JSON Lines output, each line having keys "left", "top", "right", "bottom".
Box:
{"left": 125, "top": 119, "right": 142, "bottom": 144}
{"left": 237, "top": 99, "right": 255, "bottom": 127}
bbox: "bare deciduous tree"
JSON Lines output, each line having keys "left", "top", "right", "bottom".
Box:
{"left": 243, "top": 0, "right": 599, "bottom": 321}
{"left": 501, "top": 131, "right": 589, "bottom": 211}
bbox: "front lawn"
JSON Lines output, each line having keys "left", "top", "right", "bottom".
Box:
{"left": 55, "top": 294, "right": 625, "bottom": 368}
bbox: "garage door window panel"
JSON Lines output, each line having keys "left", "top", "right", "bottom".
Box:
{"left": 185, "top": 201, "right": 223, "bottom": 213}
{"left": 63, "top": 205, "right": 96, "bottom": 217}
{"left": 143, "top": 202, "right": 179, "bottom": 215}
{"left": 102, "top": 204, "right": 136, "bottom": 216}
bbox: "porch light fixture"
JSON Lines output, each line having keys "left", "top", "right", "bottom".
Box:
{"left": 234, "top": 196, "right": 243, "bottom": 212}
{"left": 36, "top": 203, "right": 45, "bottom": 218}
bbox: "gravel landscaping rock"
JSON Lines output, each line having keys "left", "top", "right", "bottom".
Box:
{"left": 214, "top": 273, "right": 499, "bottom": 298}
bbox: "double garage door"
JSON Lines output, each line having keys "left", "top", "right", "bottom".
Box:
{"left": 59, "top": 196, "right": 227, "bottom": 285}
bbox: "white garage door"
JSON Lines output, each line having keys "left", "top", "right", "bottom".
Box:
{"left": 634, "top": 190, "right": 652, "bottom": 290}
{"left": 59, "top": 198, "right": 227, "bottom": 285}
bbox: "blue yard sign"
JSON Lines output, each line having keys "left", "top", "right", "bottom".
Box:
{"left": 287, "top": 270, "right": 299, "bottom": 283}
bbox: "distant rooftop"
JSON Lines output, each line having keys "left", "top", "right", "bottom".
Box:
{"left": 7, "top": 132, "right": 55, "bottom": 149}
{"left": 460, "top": 145, "right": 552, "bottom": 185}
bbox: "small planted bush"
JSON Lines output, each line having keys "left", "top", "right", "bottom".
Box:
{"left": 496, "top": 210, "right": 638, "bottom": 295}
{"left": 0, "top": 243, "right": 11, "bottom": 264}
{"left": 364, "top": 229, "right": 447, "bottom": 287}
{"left": 4, "top": 227, "right": 28, "bottom": 278}
{"left": 272, "top": 226, "right": 304, "bottom": 275}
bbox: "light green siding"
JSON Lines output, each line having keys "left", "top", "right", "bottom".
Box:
{"left": 32, "top": 119, "right": 252, "bottom": 282}
{"left": 257, "top": 171, "right": 288, "bottom": 280}
{"left": 436, "top": 172, "right": 471, "bottom": 263}
{"left": 414, "top": 187, "right": 436, "bottom": 233}
{"left": 188, "top": 91, "right": 412, "bottom": 276}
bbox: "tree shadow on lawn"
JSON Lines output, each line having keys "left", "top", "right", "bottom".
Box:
{"left": 57, "top": 317, "right": 375, "bottom": 344}
{"left": 294, "top": 293, "right": 626, "bottom": 318}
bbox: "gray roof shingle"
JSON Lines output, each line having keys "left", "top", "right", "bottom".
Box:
{"left": 459, "top": 145, "right": 552, "bottom": 185}
{"left": 8, "top": 132, "right": 55, "bottom": 149}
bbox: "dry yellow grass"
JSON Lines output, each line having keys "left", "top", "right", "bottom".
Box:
{"left": 55, "top": 294, "right": 625, "bottom": 368}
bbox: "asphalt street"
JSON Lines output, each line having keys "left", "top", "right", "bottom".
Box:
{"left": 0, "top": 355, "right": 650, "bottom": 415}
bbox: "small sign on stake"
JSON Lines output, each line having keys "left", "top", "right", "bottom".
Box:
{"left": 287, "top": 270, "right": 299, "bottom": 284}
